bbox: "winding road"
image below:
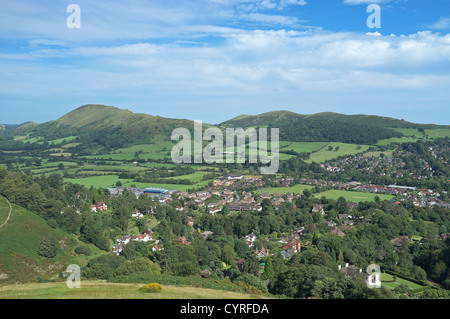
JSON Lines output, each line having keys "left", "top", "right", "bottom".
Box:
{"left": 0, "top": 196, "right": 12, "bottom": 229}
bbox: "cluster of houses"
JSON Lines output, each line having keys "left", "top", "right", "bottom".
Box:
{"left": 113, "top": 227, "right": 161, "bottom": 255}
{"left": 90, "top": 201, "right": 108, "bottom": 212}
{"left": 213, "top": 175, "right": 264, "bottom": 189}
{"left": 243, "top": 227, "right": 304, "bottom": 261}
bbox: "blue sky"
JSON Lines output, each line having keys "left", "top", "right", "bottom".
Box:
{"left": 0, "top": 0, "right": 449, "bottom": 125}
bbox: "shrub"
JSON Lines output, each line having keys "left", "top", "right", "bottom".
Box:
{"left": 139, "top": 283, "right": 163, "bottom": 293}
{"left": 74, "top": 245, "right": 91, "bottom": 256}
{"left": 37, "top": 238, "right": 59, "bottom": 258}
{"left": 47, "top": 219, "right": 58, "bottom": 229}
{"left": 83, "top": 254, "right": 125, "bottom": 280}
{"left": 114, "top": 258, "right": 161, "bottom": 277}
{"left": 234, "top": 274, "right": 268, "bottom": 293}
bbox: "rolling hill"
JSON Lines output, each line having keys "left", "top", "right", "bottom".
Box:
{"left": 4, "top": 105, "right": 449, "bottom": 154}
{"left": 219, "top": 110, "right": 448, "bottom": 129}
{"left": 10, "top": 104, "right": 198, "bottom": 152}
{"left": 219, "top": 110, "right": 450, "bottom": 144}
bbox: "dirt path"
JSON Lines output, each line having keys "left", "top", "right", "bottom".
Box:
{"left": 0, "top": 196, "right": 12, "bottom": 229}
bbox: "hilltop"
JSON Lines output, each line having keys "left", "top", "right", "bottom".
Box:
{"left": 219, "top": 110, "right": 450, "bottom": 144}
{"left": 10, "top": 104, "right": 197, "bottom": 152}
{"left": 219, "top": 110, "right": 448, "bottom": 129}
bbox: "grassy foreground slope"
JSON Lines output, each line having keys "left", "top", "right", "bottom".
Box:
{"left": 0, "top": 280, "right": 269, "bottom": 299}
{"left": 0, "top": 195, "right": 104, "bottom": 283}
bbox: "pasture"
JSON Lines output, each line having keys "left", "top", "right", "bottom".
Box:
{"left": 305, "top": 143, "right": 369, "bottom": 163}
{"left": 313, "top": 189, "right": 394, "bottom": 202}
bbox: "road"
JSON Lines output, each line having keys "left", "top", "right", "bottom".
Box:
{"left": 0, "top": 196, "right": 12, "bottom": 229}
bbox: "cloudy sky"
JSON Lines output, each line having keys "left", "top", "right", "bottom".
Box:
{"left": 1, "top": 0, "right": 449, "bottom": 125}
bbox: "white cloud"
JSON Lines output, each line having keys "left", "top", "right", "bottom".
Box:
{"left": 1, "top": 1, "right": 449, "bottom": 124}
{"left": 343, "top": 0, "right": 386, "bottom": 5}
{"left": 427, "top": 17, "right": 450, "bottom": 30}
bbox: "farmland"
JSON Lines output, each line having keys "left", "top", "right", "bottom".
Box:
{"left": 256, "top": 184, "right": 313, "bottom": 195}
{"left": 304, "top": 142, "right": 370, "bottom": 163}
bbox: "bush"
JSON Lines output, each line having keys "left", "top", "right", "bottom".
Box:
{"left": 234, "top": 274, "right": 268, "bottom": 293}
{"left": 171, "top": 262, "right": 198, "bottom": 277}
{"left": 114, "top": 258, "right": 161, "bottom": 277}
{"left": 139, "top": 283, "right": 163, "bottom": 293}
{"left": 37, "top": 238, "right": 59, "bottom": 258}
{"left": 74, "top": 245, "right": 91, "bottom": 256}
{"left": 47, "top": 219, "right": 58, "bottom": 229}
{"left": 83, "top": 254, "right": 125, "bottom": 280}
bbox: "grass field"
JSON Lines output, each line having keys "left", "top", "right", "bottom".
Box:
{"left": 392, "top": 128, "right": 424, "bottom": 138}
{"left": 48, "top": 136, "right": 78, "bottom": 145}
{"left": 313, "top": 189, "right": 394, "bottom": 202}
{"left": 363, "top": 151, "right": 394, "bottom": 158}
{"left": 64, "top": 174, "right": 214, "bottom": 191}
{"left": 0, "top": 280, "right": 268, "bottom": 299}
{"left": 305, "top": 142, "right": 370, "bottom": 163}
{"left": 64, "top": 175, "right": 133, "bottom": 188}
{"left": 376, "top": 136, "right": 419, "bottom": 146}
{"left": 120, "top": 180, "right": 214, "bottom": 192}
{"left": 380, "top": 273, "right": 424, "bottom": 290}
{"left": 256, "top": 184, "right": 313, "bottom": 195}
{"left": 280, "top": 142, "right": 329, "bottom": 154}
{"left": 425, "top": 128, "right": 450, "bottom": 139}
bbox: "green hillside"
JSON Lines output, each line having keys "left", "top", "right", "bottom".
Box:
{"left": 0, "top": 195, "right": 104, "bottom": 284}
{"left": 220, "top": 110, "right": 449, "bottom": 130}
{"left": 9, "top": 104, "right": 197, "bottom": 152}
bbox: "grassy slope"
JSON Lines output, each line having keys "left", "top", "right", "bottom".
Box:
{"left": 0, "top": 280, "right": 270, "bottom": 299}
{"left": 0, "top": 195, "right": 105, "bottom": 283}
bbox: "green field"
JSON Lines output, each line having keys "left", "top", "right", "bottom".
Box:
{"left": 280, "top": 142, "right": 329, "bottom": 154}
{"left": 363, "top": 151, "right": 394, "bottom": 158}
{"left": 392, "top": 128, "right": 424, "bottom": 138}
{"left": 120, "top": 180, "right": 214, "bottom": 192}
{"left": 256, "top": 184, "right": 313, "bottom": 195}
{"left": 425, "top": 128, "right": 450, "bottom": 139}
{"left": 376, "top": 136, "right": 419, "bottom": 146}
{"left": 380, "top": 273, "right": 424, "bottom": 290}
{"left": 305, "top": 143, "right": 370, "bottom": 163}
{"left": 48, "top": 136, "right": 78, "bottom": 145}
{"left": 0, "top": 280, "right": 268, "bottom": 299}
{"left": 64, "top": 173, "right": 214, "bottom": 191}
{"left": 313, "top": 189, "right": 395, "bottom": 202}
{"left": 64, "top": 175, "right": 133, "bottom": 188}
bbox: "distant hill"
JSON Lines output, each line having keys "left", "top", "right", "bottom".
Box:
{"left": 0, "top": 124, "right": 21, "bottom": 134}
{"left": 6, "top": 105, "right": 450, "bottom": 150}
{"left": 219, "top": 110, "right": 450, "bottom": 144}
{"left": 220, "top": 110, "right": 446, "bottom": 129}
{"left": 12, "top": 104, "right": 197, "bottom": 151}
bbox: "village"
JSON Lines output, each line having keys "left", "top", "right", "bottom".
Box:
{"left": 83, "top": 173, "right": 449, "bottom": 275}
